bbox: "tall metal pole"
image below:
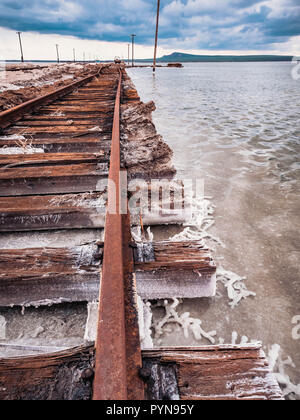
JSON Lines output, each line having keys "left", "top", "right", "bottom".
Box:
{"left": 153, "top": 0, "right": 161, "bottom": 72}
{"left": 128, "top": 43, "right": 130, "bottom": 66}
{"left": 17, "top": 32, "right": 24, "bottom": 63}
{"left": 73, "top": 48, "right": 76, "bottom": 62}
{"left": 56, "top": 44, "right": 60, "bottom": 63}
{"left": 131, "top": 34, "right": 136, "bottom": 67}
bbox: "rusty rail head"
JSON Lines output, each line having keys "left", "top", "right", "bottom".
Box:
{"left": 93, "top": 71, "right": 144, "bottom": 400}
{"left": 0, "top": 69, "right": 101, "bottom": 130}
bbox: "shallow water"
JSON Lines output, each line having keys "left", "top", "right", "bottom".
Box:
{"left": 128, "top": 62, "right": 300, "bottom": 390}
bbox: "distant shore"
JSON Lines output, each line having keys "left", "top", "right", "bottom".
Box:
{"left": 2, "top": 53, "right": 294, "bottom": 65}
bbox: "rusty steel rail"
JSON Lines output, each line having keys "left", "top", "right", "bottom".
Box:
{"left": 0, "top": 69, "right": 101, "bottom": 130}
{"left": 93, "top": 71, "right": 144, "bottom": 400}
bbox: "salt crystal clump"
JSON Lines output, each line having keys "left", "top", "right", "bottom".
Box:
{"left": 152, "top": 298, "right": 216, "bottom": 345}
{"left": 217, "top": 268, "right": 256, "bottom": 308}
{"left": 50, "top": 110, "right": 65, "bottom": 117}
{"left": 0, "top": 135, "right": 27, "bottom": 141}
{"left": 84, "top": 302, "right": 98, "bottom": 342}
{"left": 137, "top": 297, "right": 153, "bottom": 349}
{"left": 0, "top": 146, "right": 44, "bottom": 155}
{"left": 0, "top": 316, "right": 6, "bottom": 340}
{"left": 268, "top": 344, "right": 300, "bottom": 400}
{"left": 49, "top": 193, "right": 106, "bottom": 213}
{"left": 170, "top": 192, "right": 224, "bottom": 247}
{"left": 131, "top": 226, "right": 154, "bottom": 243}
{"left": 231, "top": 331, "right": 260, "bottom": 346}
{"left": 89, "top": 126, "right": 102, "bottom": 132}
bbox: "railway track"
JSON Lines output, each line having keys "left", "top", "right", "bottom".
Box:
{"left": 0, "top": 64, "right": 283, "bottom": 400}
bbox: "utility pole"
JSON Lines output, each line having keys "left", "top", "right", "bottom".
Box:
{"left": 56, "top": 44, "right": 60, "bottom": 63}
{"left": 83, "top": 52, "right": 85, "bottom": 62}
{"left": 153, "top": 0, "right": 161, "bottom": 73}
{"left": 17, "top": 32, "right": 24, "bottom": 63}
{"left": 128, "top": 43, "right": 130, "bottom": 66}
{"left": 131, "top": 34, "right": 136, "bottom": 67}
{"left": 73, "top": 48, "right": 76, "bottom": 62}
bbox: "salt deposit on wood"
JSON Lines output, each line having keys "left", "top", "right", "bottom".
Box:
{"left": 84, "top": 302, "right": 99, "bottom": 342}
{"left": 137, "top": 297, "right": 154, "bottom": 349}
{"left": 0, "top": 146, "right": 44, "bottom": 154}
{"left": 0, "top": 316, "right": 6, "bottom": 340}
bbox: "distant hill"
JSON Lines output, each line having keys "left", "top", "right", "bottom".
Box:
{"left": 141, "top": 52, "right": 293, "bottom": 63}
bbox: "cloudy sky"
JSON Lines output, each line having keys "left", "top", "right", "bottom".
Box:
{"left": 0, "top": 0, "right": 299, "bottom": 60}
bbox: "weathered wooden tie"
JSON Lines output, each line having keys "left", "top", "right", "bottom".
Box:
{"left": 0, "top": 345, "right": 283, "bottom": 400}
{"left": 0, "top": 240, "right": 216, "bottom": 307}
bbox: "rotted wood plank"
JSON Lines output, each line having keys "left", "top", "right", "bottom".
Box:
{"left": 0, "top": 136, "right": 111, "bottom": 154}
{"left": 37, "top": 109, "right": 114, "bottom": 117}
{"left": 0, "top": 345, "right": 283, "bottom": 400}
{"left": 0, "top": 240, "right": 216, "bottom": 306}
{"left": 134, "top": 241, "right": 215, "bottom": 270}
{"left": 134, "top": 241, "right": 217, "bottom": 299}
{"left": 142, "top": 346, "right": 283, "bottom": 401}
{"left": 53, "top": 100, "right": 116, "bottom": 106}
{"left": 0, "top": 71, "right": 101, "bottom": 130}
{"left": 6, "top": 124, "right": 112, "bottom": 134}
{"left": 0, "top": 162, "right": 108, "bottom": 196}
{"left": 14, "top": 118, "right": 110, "bottom": 127}
{"left": 0, "top": 152, "right": 107, "bottom": 167}
{"left": 5, "top": 129, "right": 112, "bottom": 139}
{"left": 37, "top": 106, "right": 115, "bottom": 113}
{"left": 0, "top": 345, "right": 95, "bottom": 400}
{"left": 5, "top": 131, "right": 111, "bottom": 139}
{"left": 0, "top": 163, "right": 108, "bottom": 179}
{"left": 0, "top": 244, "right": 102, "bottom": 307}
{"left": 21, "top": 113, "right": 113, "bottom": 121}
{"left": 0, "top": 135, "right": 110, "bottom": 146}
{"left": 0, "top": 192, "right": 106, "bottom": 231}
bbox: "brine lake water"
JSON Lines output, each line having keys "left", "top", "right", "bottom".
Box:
{"left": 128, "top": 62, "right": 300, "bottom": 392}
